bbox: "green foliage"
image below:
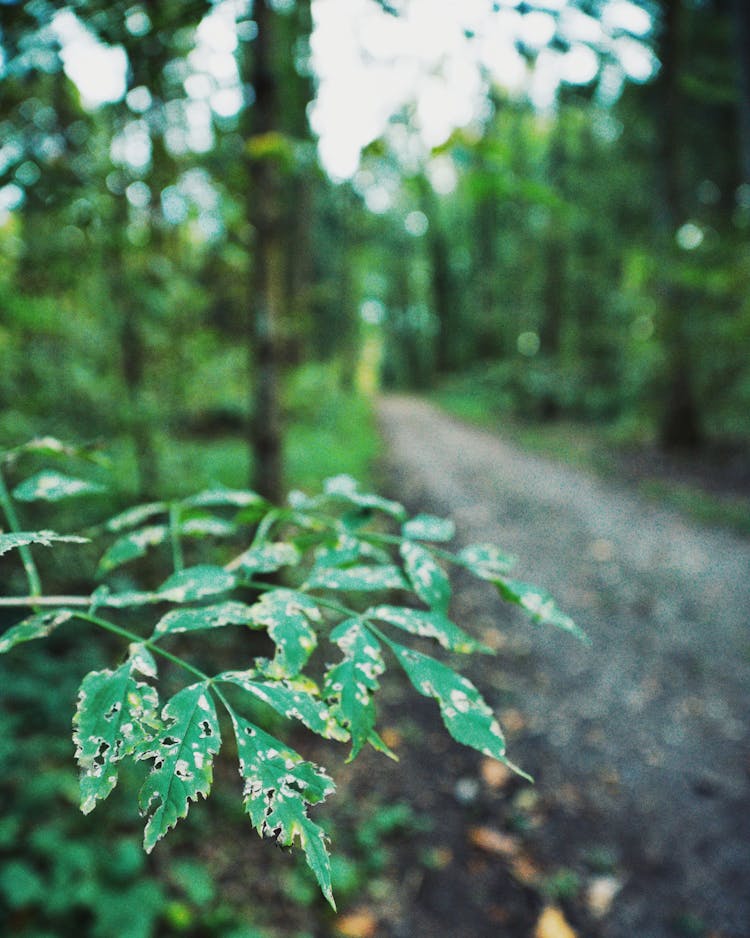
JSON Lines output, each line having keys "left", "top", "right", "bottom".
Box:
{"left": 0, "top": 442, "right": 583, "bottom": 907}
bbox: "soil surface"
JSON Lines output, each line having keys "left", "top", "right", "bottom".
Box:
{"left": 354, "top": 395, "right": 750, "bottom": 938}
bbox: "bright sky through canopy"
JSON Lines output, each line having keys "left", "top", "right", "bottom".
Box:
{"left": 47, "top": 0, "right": 656, "bottom": 180}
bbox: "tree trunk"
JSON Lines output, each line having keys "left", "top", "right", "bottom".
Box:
{"left": 731, "top": 0, "right": 750, "bottom": 187}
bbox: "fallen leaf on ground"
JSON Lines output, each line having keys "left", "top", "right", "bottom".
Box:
{"left": 499, "top": 707, "right": 527, "bottom": 734}
{"left": 468, "top": 825, "right": 520, "bottom": 857}
{"left": 534, "top": 905, "right": 577, "bottom": 938}
{"left": 379, "top": 726, "right": 402, "bottom": 750}
{"left": 480, "top": 757, "right": 513, "bottom": 790}
{"left": 510, "top": 854, "right": 542, "bottom": 886}
{"left": 335, "top": 909, "right": 378, "bottom": 937}
{"left": 586, "top": 876, "right": 623, "bottom": 918}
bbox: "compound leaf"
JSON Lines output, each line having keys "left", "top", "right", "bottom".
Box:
{"left": 496, "top": 578, "right": 587, "bottom": 642}
{"left": 218, "top": 671, "right": 348, "bottom": 741}
{"left": 12, "top": 470, "right": 106, "bottom": 502}
{"left": 402, "top": 514, "right": 455, "bottom": 543}
{"left": 153, "top": 601, "right": 258, "bottom": 638}
{"left": 386, "top": 639, "right": 518, "bottom": 770}
{"left": 0, "top": 608, "right": 75, "bottom": 654}
{"left": 73, "top": 646, "right": 160, "bottom": 814}
{"left": 158, "top": 565, "right": 237, "bottom": 603}
{"left": 247, "top": 589, "right": 320, "bottom": 678}
{"left": 457, "top": 544, "right": 517, "bottom": 579}
{"left": 138, "top": 683, "right": 221, "bottom": 852}
{"left": 366, "top": 604, "right": 491, "bottom": 654}
{"left": 0, "top": 531, "right": 89, "bottom": 556}
{"left": 323, "top": 619, "right": 385, "bottom": 761}
{"left": 230, "top": 711, "right": 335, "bottom": 908}
{"left": 400, "top": 541, "right": 451, "bottom": 613}
{"left": 229, "top": 541, "right": 300, "bottom": 576}
{"left": 305, "top": 564, "right": 408, "bottom": 593}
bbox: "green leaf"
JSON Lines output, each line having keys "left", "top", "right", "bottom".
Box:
{"left": 366, "top": 605, "right": 491, "bottom": 654}
{"left": 218, "top": 671, "right": 348, "bottom": 741}
{"left": 0, "top": 530, "right": 89, "bottom": 556}
{"left": 182, "top": 487, "right": 266, "bottom": 509}
{"left": 305, "top": 564, "right": 408, "bottom": 593}
{"left": 153, "top": 601, "right": 258, "bottom": 638}
{"left": 229, "top": 541, "right": 300, "bottom": 576}
{"left": 138, "top": 683, "right": 221, "bottom": 852}
{"left": 98, "top": 525, "right": 169, "bottom": 573}
{"left": 158, "top": 565, "right": 237, "bottom": 603}
{"left": 229, "top": 711, "right": 335, "bottom": 908}
{"left": 247, "top": 589, "right": 320, "bottom": 677}
{"left": 457, "top": 544, "right": 516, "bottom": 579}
{"left": 323, "top": 474, "right": 406, "bottom": 520}
{"left": 12, "top": 470, "right": 106, "bottom": 502}
{"left": 0, "top": 608, "right": 75, "bottom": 654}
{"left": 495, "top": 578, "right": 588, "bottom": 642}
{"left": 313, "top": 535, "right": 390, "bottom": 569}
{"left": 323, "top": 619, "right": 385, "bottom": 760}
{"left": 386, "top": 639, "right": 516, "bottom": 768}
{"left": 179, "top": 515, "right": 236, "bottom": 537}
{"left": 402, "top": 514, "right": 456, "bottom": 542}
{"left": 104, "top": 503, "right": 168, "bottom": 533}
{"left": 73, "top": 646, "right": 160, "bottom": 814}
{"left": 400, "top": 541, "right": 451, "bottom": 613}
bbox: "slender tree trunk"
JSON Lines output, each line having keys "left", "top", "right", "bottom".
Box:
{"left": 656, "top": 0, "right": 703, "bottom": 449}
{"left": 246, "top": 0, "right": 285, "bottom": 502}
{"left": 731, "top": 0, "right": 750, "bottom": 186}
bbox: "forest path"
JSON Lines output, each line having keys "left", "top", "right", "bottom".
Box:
{"left": 375, "top": 394, "right": 750, "bottom": 938}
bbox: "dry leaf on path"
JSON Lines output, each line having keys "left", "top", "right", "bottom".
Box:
{"left": 534, "top": 905, "right": 578, "bottom": 938}
{"left": 480, "top": 757, "right": 513, "bottom": 789}
{"left": 335, "top": 908, "right": 379, "bottom": 938}
{"left": 468, "top": 825, "right": 520, "bottom": 857}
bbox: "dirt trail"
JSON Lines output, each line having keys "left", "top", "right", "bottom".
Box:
{"left": 375, "top": 395, "right": 750, "bottom": 938}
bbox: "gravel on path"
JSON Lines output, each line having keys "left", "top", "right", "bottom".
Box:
{"left": 377, "top": 395, "right": 750, "bottom": 938}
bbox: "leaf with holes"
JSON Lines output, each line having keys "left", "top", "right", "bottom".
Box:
{"left": 0, "top": 531, "right": 89, "bottom": 557}
{"left": 366, "top": 605, "right": 491, "bottom": 654}
{"left": 158, "top": 565, "right": 237, "bottom": 603}
{"left": 323, "top": 619, "right": 386, "bottom": 761}
{"left": 153, "top": 601, "right": 259, "bottom": 638}
{"left": 138, "top": 683, "right": 221, "bottom": 852}
{"left": 323, "top": 474, "right": 406, "bottom": 520}
{"left": 0, "top": 608, "right": 75, "bottom": 654}
{"left": 402, "top": 514, "right": 455, "bottom": 543}
{"left": 12, "top": 470, "right": 106, "bottom": 502}
{"left": 457, "top": 544, "right": 517, "bottom": 579}
{"left": 230, "top": 711, "right": 336, "bottom": 907}
{"left": 247, "top": 589, "right": 321, "bottom": 677}
{"left": 98, "top": 525, "right": 169, "bottom": 573}
{"left": 496, "top": 578, "right": 587, "bottom": 642}
{"left": 385, "top": 638, "right": 525, "bottom": 774}
{"left": 73, "top": 646, "right": 161, "bottom": 814}
{"left": 218, "top": 671, "right": 348, "bottom": 741}
{"left": 400, "top": 541, "right": 451, "bottom": 613}
{"left": 306, "top": 564, "right": 408, "bottom": 593}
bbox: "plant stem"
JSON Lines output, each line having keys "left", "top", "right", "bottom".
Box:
{"left": 169, "top": 502, "right": 184, "bottom": 573}
{"left": 0, "top": 465, "right": 42, "bottom": 599}
{"left": 72, "top": 610, "right": 212, "bottom": 683}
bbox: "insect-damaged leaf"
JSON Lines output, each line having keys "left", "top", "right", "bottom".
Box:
{"left": 323, "top": 619, "right": 386, "bottom": 761}
{"left": 400, "top": 541, "right": 451, "bottom": 613}
{"left": 138, "top": 683, "right": 221, "bottom": 852}
{"left": 158, "top": 565, "right": 237, "bottom": 603}
{"left": 98, "top": 525, "right": 169, "bottom": 573}
{"left": 153, "top": 601, "right": 258, "bottom": 638}
{"left": 323, "top": 474, "right": 406, "bottom": 521}
{"left": 12, "top": 470, "right": 106, "bottom": 502}
{"left": 495, "top": 578, "right": 588, "bottom": 642}
{"left": 457, "top": 544, "right": 517, "bottom": 579}
{"left": 305, "top": 564, "right": 408, "bottom": 593}
{"left": 366, "top": 605, "right": 491, "bottom": 655}
{"left": 218, "top": 671, "right": 348, "bottom": 741}
{"left": 385, "top": 638, "right": 519, "bottom": 770}
{"left": 246, "top": 589, "right": 320, "bottom": 677}
{"left": 0, "top": 609, "right": 75, "bottom": 654}
{"left": 229, "top": 711, "right": 335, "bottom": 908}
{"left": 402, "top": 514, "right": 456, "bottom": 543}
{"left": 0, "top": 530, "right": 89, "bottom": 557}
{"left": 73, "top": 646, "right": 160, "bottom": 814}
